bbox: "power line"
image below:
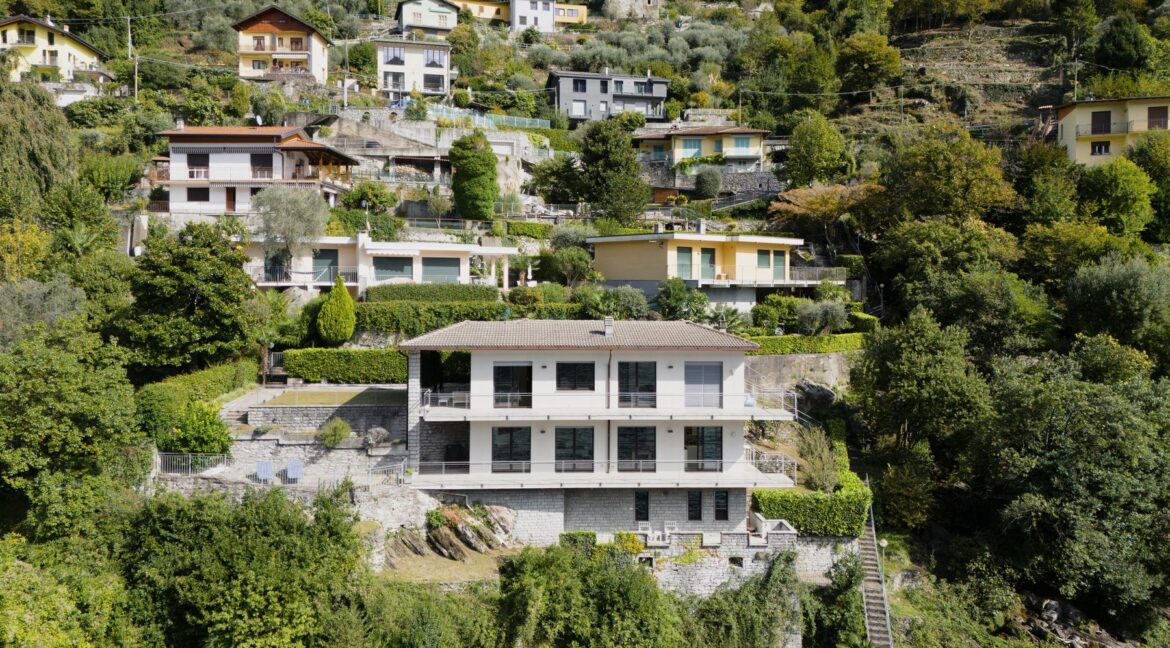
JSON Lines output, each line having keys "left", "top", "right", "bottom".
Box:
{"left": 53, "top": 6, "right": 212, "bottom": 25}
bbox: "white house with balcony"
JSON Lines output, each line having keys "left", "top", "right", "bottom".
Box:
{"left": 233, "top": 5, "right": 331, "bottom": 85}
{"left": 149, "top": 125, "right": 358, "bottom": 217}
{"left": 399, "top": 319, "right": 797, "bottom": 543}
{"left": 242, "top": 233, "right": 517, "bottom": 296}
{"left": 374, "top": 37, "right": 451, "bottom": 103}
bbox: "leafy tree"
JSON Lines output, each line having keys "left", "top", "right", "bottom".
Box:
{"left": 1079, "top": 157, "right": 1155, "bottom": 236}
{"left": 1056, "top": 0, "right": 1097, "bottom": 54}
{"left": 341, "top": 181, "right": 397, "bottom": 213}
{"left": 0, "top": 543, "right": 96, "bottom": 646}
{"left": 796, "top": 300, "right": 849, "bottom": 335}
{"left": 851, "top": 307, "right": 992, "bottom": 455}
{"left": 251, "top": 89, "right": 288, "bottom": 126}
{"left": 316, "top": 277, "right": 356, "bottom": 346}
{"left": 525, "top": 155, "right": 581, "bottom": 204}
{"left": 0, "top": 78, "right": 77, "bottom": 218}
{"left": 449, "top": 130, "right": 499, "bottom": 220}
{"left": 79, "top": 154, "right": 143, "bottom": 203}
{"left": 0, "top": 220, "right": 50, "bottom": 282}
{"left": 0, "top": 275, "right": 85, "bottom": 348}
{"left": 1018, "top": 221, "right": 1149, "bottom": 292}
{"left": 652, "top": 277, "right": 709, "bottom": 319}
{"left": 1001, "top": 142, "right": 1081, "bottom": 230}
{"left": 158, "top": 401, "right": 232, "bottom": 454}
{"left": 576, "top": 120, "right": 651, "bottom": 224}
{"left": 786, "top": 111, "right": 851, "bottom": 186}
{"left": 1094, "top": 13, "right": 1151, "bottom": 70}
{"left": 1070, "top": 333, "right": 1153, "bottom": 385}
{"left": 1064, "top": 254, "right": 1170, "bottom": 369}
{"left": 252, "top": 186, "right": 330, "bottom": 259}
{"left": 880, "top": 121, "right": 1015, "bottom": 223}
{"left": 1125, "top": 129, "right": 1170, "bottom": 241}
{"left": 405, "top": 91, "right": 429, "bottom": 121}
{"left": 801, "top": 555, "right": 867, "bottom": 647}
{"left": 694, "top": 168, "right": 722, "bottom": 198}
{"left": 836, "top": 32, "right": 901, "bottom": 96}
{"left": 553, "top": 246, "right": 593, "bottom": 286}
{"left": 123, "top": 223, "right": 255, "bottom": 374}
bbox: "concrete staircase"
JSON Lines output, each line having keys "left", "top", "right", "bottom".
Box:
{"left": 859, "top": 502, "right": 894, "bottom": 647}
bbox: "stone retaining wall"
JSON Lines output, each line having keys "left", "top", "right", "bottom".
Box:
{"left": 247, "top": 404, "right": 404, "bottom": 436}
{"left": 745, "top": 352, "right": 853, "bottom": 390}
{"left": 438, "top": 489, "right": 566, "bottom": 546}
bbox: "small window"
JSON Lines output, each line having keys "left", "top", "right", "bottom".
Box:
{"left": 542, "top": 2, "right": 550, "bottom": 9}
{"left": 1091, "top": 141, "right": 1111, "bottom": 156}
{"left": 600, "top": 79, "right": 608, "bottom": 93}
{"left": 714, "top": 490, "right": 729, "bottom": 521}
{"left": 714, "top": 139, "right": 723, "bottom": 153}
{"left": 757, "top": 250, "right": 770, "bottom": 269}
{"left": 48, "top": 32, "right": 54, "bottom": 45}
{"left": 252, "top": 60, "right": 268, "bottom": 70}
{"left": 556, "top": 362, "right": 594, "bottom": 391}
{"left": 634, "top": 490, "right": 649, "bottom": 522}
{"left": 687, "top": 490, "right": 702, "bottom": 521}
{"left": 519, "top": 15, "right": 527, "bottom": 24}
{"left": 530, "top": 0, "right": 537, "bottom": 8}
{"left": 187, "top": 187, "right": 210, "bottom": 202}
{"left": 572, "top": 79, "right": 586, "bottom": 93}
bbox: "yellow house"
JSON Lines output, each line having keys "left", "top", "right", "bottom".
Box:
{"left": 0, "top": 15, "right": 108, "bottom": 83}
{"left": 1056, "top": 96, "right": 1170, "bottom": 166}
{"left": 586, "top": 230, "right": 846, "bottom": 310}
{"left": 554, "top": 3, "right": 588, "bottom": 25}
{"left": 233, "top": 5, "right": 331, "bottom": 85}
{"left": 456, "top": 0, "right": 510, "bottom": 22}
{"left": 633, "top": 126, "right": 769, "bottom": 172}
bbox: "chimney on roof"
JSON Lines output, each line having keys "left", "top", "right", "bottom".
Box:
{"left": 653, "top": 222, "right": 664, "bottom": 233}
{"left": 175, "top": 117, "right": 185, "bottom": 129}
{"left": 646, "top": 68, "right": 651, "bottom": 78}
{"left": 603, "top": 316, "right": 615, "bottom": 338}
{"left": 604, "top": 66, "right": 610, "bottom": 75}
{"left": 697, "top": 218, "right": 707, "bottom": 234}
{"left": 45, "top": 14, "right": 54, "bottom": 27}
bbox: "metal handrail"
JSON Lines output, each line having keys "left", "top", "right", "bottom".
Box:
{"left": 865, "top": 475, "right": 894, "bottom": 645}
{"left": 418, "top": 388, "right": 800, "bottom": 416}
{"left": 412, "top": 459, "right": 739, "bottom": 475}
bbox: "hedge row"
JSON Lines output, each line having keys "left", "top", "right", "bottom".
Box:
{"left": 848, "top": 312, "right": 879, "bottom": 333}
{"left": 747, "top": 333, "right": 865, "bottom": 355}
{"left": 507, "top": 220, "right": 554, "bottom": 239}
{"left": 283, "top": 348, "right": 407, "bottom": 383}
{"left": 356, "top": 300, "right": 587, "bottom": 337}
{"left": 752, "top": 419, "right": 871, "bottom": 536}
{"left": 136, "top": 360, "right": 258, "bottom": 441}
{"left": 836, "top": 254, "right": 866, "bottom": 278}
{"left": 365, "top": 283, "right": 499, "bottom": 303}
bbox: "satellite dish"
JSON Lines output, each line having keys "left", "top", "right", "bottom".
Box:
{"left": 255, "top": 115, "right": 264, "bottom": 125}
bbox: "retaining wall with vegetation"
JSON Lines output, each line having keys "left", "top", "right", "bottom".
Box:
{"left": 246, "top": 404, "right": 403, "bottom": 435}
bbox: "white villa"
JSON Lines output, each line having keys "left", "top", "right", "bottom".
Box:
{"left": 242, "top": 234, "right": 518, "bottom": 296}
{"left": 149, "top": 125, "right": 358, "bottom": 216}
{"left": 399, "top": 319, "right": 797, "bottom": 540}
{"left": 374, "top": 36, "right": 452, "bottom": 102}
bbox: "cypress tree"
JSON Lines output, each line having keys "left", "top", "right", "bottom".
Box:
{"left": 316, "top": 276, "right": 356, "bottom": 345}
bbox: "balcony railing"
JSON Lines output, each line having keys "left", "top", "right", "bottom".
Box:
{"left": 494, "top": 392, "right": 533, "bottom": 408}
{"left": 420, "top": 389, "right": 799, "bottom": 417}
{"left": 1129, "top": 119, "right": 1170, "bottom": 133}
{"left": 245, "top": 265, "right": 358, "bottom": 284}
{"left": 696, "top": 265, "right": 847, "bottom": 286}
{"left": 415, "top": 459, "right": 737, "bottom": 475}
{"left": 619, "top": 391, "right": 657, "bottom": 408}
{"left": 1075, "top": 122, "right": 1129, "bottom": 137}
{"left": 16, "top": 36, "right": 35, "bottom": 45}
{"left": 746, "top": 447, "right": 798, "bottom": 482}
{"left": 721, "top": 148, "right": 760, "bottom": 158}
{"left": 252, "top": 167, "right": 274, "bottom": 179}
{"left": 188, "top": 167, "right": 210, "bottom": 179}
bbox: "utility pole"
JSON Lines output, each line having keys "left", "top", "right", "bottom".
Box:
{"left": 127, "top": 17, "right": 137, "bottom": 102}
{"left": 343, "top": 41, "right": 349, "bottom": 109}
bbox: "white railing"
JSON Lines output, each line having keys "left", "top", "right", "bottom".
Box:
{"left": 745, "top": 447, "right": 798, "bottom": 482}
{"left": 245, "top": 265, "right": 359, "bottom": 284}
{"left": 428, "top": 104, "right": 551, "bottom": 129}
{"left": 698, "top": 265, "right": 847, "bottom": 286}
{"left": 721, "top": 148, "right": 760, "bottom": 158}
{"left": 419, "top": 388, "right": 799, "bottom": 417}
{"left": 412, "top": 459, "right": 735, "bottom": 475}
{"left": 368, "top": 459, "right": 408, "bottom": 486}
{"left": 168, "top": 169, "right": 345, "bottom": 183}
{"left": 158, "top": 453, "right": 231, "bottom": 475}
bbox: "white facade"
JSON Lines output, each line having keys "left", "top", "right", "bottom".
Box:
{"left": 511, "top": 0, "right": 557, "bottom": 32}
{"left": 398, "top": 0, "right": 459, "bottom": 35}
{"left": 243, "top": 234, "right": 517, "bottom": 296}
{"left": 375, "top": 38, "right": 452, "bottom": 101}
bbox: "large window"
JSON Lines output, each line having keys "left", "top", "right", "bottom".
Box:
{"left": 421, "top": 257, "right": 460, "bottom": 283}
{"left": 572, "top": 79, "right": 586, "bottom": 93}
{"left": 186, "top": 187, "right": 210, "bottom": 202}
{"left": 250, "top": 153, "right": 272, "bottom": 179}
{"left": 684, "top": 426, "right": 723, "bottom": 472}
{"left": 734, "top": 135, "right": 751, "bottom": 149}
{"left": 186, "top": 153, "right": 209, "bottom": 179}
{"left": 714, "top": 491, "right": 729, "bottom": 521}
{"left": 383, "top": 46, "right": 404, "bottom": 64}
{"left": 556, "top": 362, "right": 594, "bottom": 391}
{"left": 423, "top": 74, "right": 445, "bottom": 92}
{"left": 773, "top": 250, "right": 787, "bottom": 281}
{"left": 555, "top": 427, "right": 593, "bottom": 472}
{"left": 688, "top": 491, "right": 702, "bottom": 521}
{"left": 682, "top": 138, "right": 702, "bottom": 157}
{"left": 700, "top": 247, "right": 716, "bottom": 281}
{"left": 493, "top": 362, "right": 532, "bottom": 408}
{"left": 491, "top": 427, "right": 531, "bottom": 472}
{"left": 676, "top": 246, "right": 692, "bottom": 279}
{"left": 373, "top": 257, "right": 412, "bottom": 281}
{"left": 618, "top": 426, "right": 656, "bottom": 471}
{"left": 685, "top": 362, "right": 722, "bottom": 408}
{"left": 757, "top": 250, "right": 770, "bottom": 269}
{"left": 634, "top": 491, "right": 649, "bottom": 522}
{"left": 618, "top": 362, "right": 656, "bottom": 407}
{"left": 424, "top": 49, "right": 446, "bottom": 67}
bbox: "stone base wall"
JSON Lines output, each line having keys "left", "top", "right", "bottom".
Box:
{"left": 438, "top": 489, "right": 566, "bottom": 546}
{"left": 745, "top": 353, "right": 854, "bottom": 390}
{"left": 564, "top": 488, "right": 750, "bottom": 534}
{"left": 722, "top": 171, "right": 780, "bottom": 194}
{"left": 247, "top": 404, "right": 404, "bottom": 436}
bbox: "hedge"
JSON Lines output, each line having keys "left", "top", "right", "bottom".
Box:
{"left": 365, "top": 283, "right": 499, "bottom": 302}
{"left": 836, "top": 254, "right": 865, "bottom": 278}
{"left": 752, "top": 419, "right": 871, "bottom": 536}
{"left": 559, "top": 531, "right": 597, "bottom": 553}
{"left": 136, "top": 360, "right": 258, "bottom": 442}
{"left": 507, "top": 220, "right": 554, "bottom": 239}
{"left": 521, "top": 302, "right": 585, "bottom": 319}
{"left": 357, "top": 301, "right": 512, "bottom": 337}
{"left": 747, "top": 333, "right": 865, "bottom": 355}
{"left": 848, "top": 312, "right": 879, "bottom": 333}
{"left": 283, "top": 348, "right": 407, "bottom": 383}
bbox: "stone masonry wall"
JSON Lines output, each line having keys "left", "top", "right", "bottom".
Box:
{"left": 564, "top": 488, "right": 750, "bottom": 534}
{"left": 722, "top": 170, "right": 781, "bottom": 194}
{"left": 438, "top": 489, "right": 566, "bottom": 546}
{"left": 247, "top": 404, "right": 402, "bottom": 436}
{"left": 419, "top": 422, "right": 470, "bottom": 463}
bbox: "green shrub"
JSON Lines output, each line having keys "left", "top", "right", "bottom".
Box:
{"left": 426, "top": 508, "right": 447, "bottom": 529}
{"left": 365, "top": 283, "right": 499, "bottom": 302}
{"left": 318, "top": 418, "right": 352, "bottom": 449}
{"left": 508, "top": 282, "right": 569, "bottom": 305}
{"left": 836, "top": 254, "right": 865, "bottom": 278}
{"left": 519, "top": 302, "right": 584, "bottom": 319}
{"left": 283, "top": 348, "right": 407, "bottom": 383}
{"left": 750, "top": 304, "right": 779, "bottom": 330}
{"left": 136, "top": 360, "right": 258, "bottom": 442}
{"left": 762, "top": 294, "right": 813, "bottom": 328}
{"left": 747, "top": 333, "right": 865, "bottom": 355}
{"left": 316, "top": 277, "right": 356, "bottom": 345}
{"left": 507, "top": 220, "right": 554, "bottom": 239}
{"left": 613, "top": 531, "right": 645, "bottom": 554}
{"left": 559, "top": 530, "right": 597, "bottom": 554}
{"left": 356, "top": 301, "right": 511, "bottom": 337}
{"left": 157, "top": 401, "right": 233, "bottom": 454}
{"left": 753, "top": 473, "right": 871, "bottom": 536}
{"left": 848, "top": 312, "right": 879, "bottom": 333}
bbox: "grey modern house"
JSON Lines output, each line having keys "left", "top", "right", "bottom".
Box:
{"left": 547, "top": 70, "right": 669, "bottom": 122}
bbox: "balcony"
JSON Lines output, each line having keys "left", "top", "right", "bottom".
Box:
{"left": 418, "top": 388, "right": 798, "bottom": 422}
{"left": 245, "top": 265, "right": 358, "bottom": 285}
{"left": 15, "top": 36, "right": 35, "bottom": 46}
{"left": 188, "top": 167, "right": 210, "bottom": 180}
{"left": 694, "top": 265, "right": 848, "bottom": 287}
{"left": 251, "top": 167, "right": 273, "bottom": 179}
{"left": 1075, "top": 122, "right": 1129, "bottom": 138}
{"left": 1129, "top": 119, "right": 1170, "bottom": 133}
{"left": 721, "top": 148, "right": 760, "bottom": 159}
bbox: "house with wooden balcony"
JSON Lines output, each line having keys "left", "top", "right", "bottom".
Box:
{"left": 241, "top": 233, "right": 517, "bottom": 297}
{"left": 398, "top": 318, "right": 797, "bottom": 540}
{"left": 1055, "top": 96, "right": 1170, "bottom": 166}
{"left": 0, "top": 15, "right": 110, "bottom": 86}
{"left": 233, "top": 5, "right": 331, "bottom": 85}
{"left": 149, "top": 125, "right": 358, "bottom": 217}
{"left": 374, "top": 36, "right": 452, "bottom": 102}
{"left": 587, "top": 228, "right": 846, "bottom": 311}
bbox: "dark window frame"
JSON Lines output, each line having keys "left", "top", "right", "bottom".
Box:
{"left": 634, "top": 490, "right": 650, "bottom": 522}
{"left": 618, "top": 361, "right": 656, "bottom": 407}
{"left": 617, "top": 426, "right": 656, "bottom": 472}
{"left": 714, "top": 490, "right": 729, "bottom": 521}
{"left": 687, "top": 490, "right": 702, "bottom": 521}
{"left": 554, "top": 426, "right": 594, "bottom": 472}
{"left": 555, "top": 362, "right": 595, "bottom": 391}
{"left": 491, "top": 426, "right": 531, "bottom": 472}
{"left": 186, "top": 187, "right": 210, "bottom": 202}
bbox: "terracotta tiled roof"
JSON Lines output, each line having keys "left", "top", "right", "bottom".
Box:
{"left": 399, "top": 320, "right": 759, "bottom": 351}
{"left": 231, "top": 5, "right": 333, "bottom": 44}
{"left": 158, "top": 126, "right": 303, "bottom": 137}
{"left": 0, "top": 15, "right": 107, "bottom": 58}
{"left": 632, "top": 126, "right": 770, "bottom": 140}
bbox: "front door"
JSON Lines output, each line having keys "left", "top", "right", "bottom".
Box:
{"left": 700, "top": 248, "right": 716, "bottom": 280}
{"left": 312, "top": 249, "right": 339, "bottom": 283}
{"left": 225, "top": 187, "right": 236, "bottom": 213}
{"left": 676, "top": 246, "right": 692, "bottom": 279}
{"left": 773, "top": 250, "right": 787, "bottom": 281}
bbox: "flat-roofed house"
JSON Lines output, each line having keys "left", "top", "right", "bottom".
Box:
{"left": 374, "top": 37, "right": 452, "bottom": 102}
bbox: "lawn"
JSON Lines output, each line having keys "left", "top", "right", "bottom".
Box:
{"left": 263, "top": 388, "right": 406, "bottom": 406}
{"left": 384, "top": 548, "right": 522, "bottom": 584}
